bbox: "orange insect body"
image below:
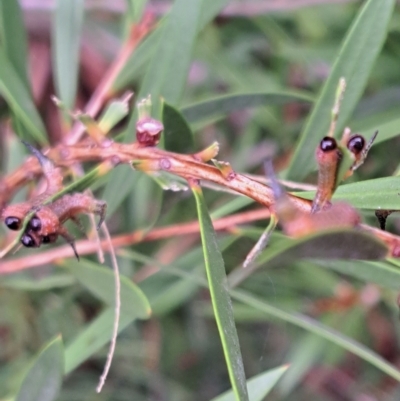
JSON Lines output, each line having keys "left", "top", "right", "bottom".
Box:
{"left": 1, "top": 142, "right": 106, "bottom": 259}
{"left": 283, "top": 201, "right": 360, "bottom": 238}
{"left": 311, "top": 131, "right": 377, "bottom": 214}
{"left": 266, "top": 159, "right": 360, "bottom": 238}
{"left": 311, "top": 137, "right": 342, "bottom": 213}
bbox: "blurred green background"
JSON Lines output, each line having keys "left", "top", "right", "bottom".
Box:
{"left": 1, "top": 1, "right": 400, "bottom": 400}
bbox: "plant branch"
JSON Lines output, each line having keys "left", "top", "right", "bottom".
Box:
{"left": 0, "top": 208, "right": 271, "bottom": 274}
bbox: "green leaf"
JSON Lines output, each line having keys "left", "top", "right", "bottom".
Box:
{"left": 360, "top": 117, "right": 400, "bottom": 145}
{"left": 114, "top": 0, "right": 230, "bottom": 92}
{"left": 1, "top": 274, "right": 75, "bottom": 290}
{"left": 64, "top": 260, "right": 151, "bottom": 373}
{"left": 101, "top": 165, "right": 140, "bottom": 218}
{"left": 287, "top": 0, "right": 396, "bottom": 181}
{"left": 98, "top": 95, "right": 132, "bottom": 133}
{"left": 231, "top": 290, "right": 400, "bottom": 382}
{"left": 316, "top": 259, "right": 400, "bottom": 290}
{"left": 277, "top": 334, "right": 326, "bottom": 396}
{"left": 181, "top": 91, "right": 314, "bottom": 124}
{"left": 333, "top": 177, "right": 400, "bottom": 209}
{"left": 258, "top": 229, "right": 388, "bottom": 268}
{"left": 64, "top": 308, "right": 136, "bottom": 373}
{"left": 295, "top": 176, "right": 400, "bottom": 209}
{"left": 15, "top": 336, "right": 64, "bottom": 401}
{"left": 126, "top": 0, "right": 148, "bottom": 22}
{"left": 211, "top": 365, "right": 289, "bottom": 401}
{"left": 0, "top": 0, "right": 30, "bottom": 89}
{"left": 138, "top": 0, "right": 204, "bottom": 108}
{"left": 128, "top": 172, "right": 163, "bottom": 230}
{"left": 41, "top": 163, "right": 110, "bottom": 205}
{"left": 67, "top": 259, "right": 151, "bottom": 318}
{"left": 192, "top": 184, "right": 249, "bottom": 401}
{"left": 0, "top": 48, "right": 47, "bottom": 144}
{"left": 163, "top": 101, "right": 194, "bottom": 152}
{"left": 51, "top": 0, "right": 84, "bottom": 109}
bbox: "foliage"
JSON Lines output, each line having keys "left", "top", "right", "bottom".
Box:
{"left": 1, "top": 1, "right": 400, "bottom": 400}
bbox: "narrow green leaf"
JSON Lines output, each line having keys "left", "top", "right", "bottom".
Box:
{"left": 163, "top": 101, "right": 194, "bottom": 152}
{"left": 0, "top": 0, "right": 30, "bottom": 89}
{"left": 333, "top": 177, "right": 400, "bottom": 209}
{"left": 128, "top": 173, "right": 163, "bottom": 230}
{"left": 296, "top": 176, "right": 400, "bottom": 209}
{"left": 68, "top": 259, "right": 151, "bottom": 319}
{"left": 101, "top": 166, "right": 140, "bottom": 218}
{"left": 1, "top": 274, "right": 75, "bottom": 290}
{"left": 64, "top": 308, "right": 135, "bottom": 373}
{"left": 138, "top": 0, "right": 204, "bottom": 108}
{"left": 257, "top": 229, "right": 388, "bottom": 269}
{"left": 231, "top": 290, "right": 400, "bottom": 382}
{"left": 316, "top": 259, "right": 400, "bottom": 290}
{"left": 181, "top": 91, "right": 314, "bottom": 124}
{"left": 126, "top": 0, "right": 148, "bottom": 22}
{"left": 114, "top": 0, "right": 230, "bottom": 92}
{"left": 287, "top": 0, "right": 396, "bottom": 180}
{"left": 41, "top": 163, "right": 110, "bottom": 205}
{"left": 277, "top": 334, "right": 326, "bottom": 396}
{"left": 98, "top": 95, "right": 132, "bottom": 133}
{"left": 360, "top": 118, "right": 400, "bottom": 145}
{"left": 15, "top": 336, "right": 64, "bottom": 401}
{"left": 130, "top": 251, "right": 400, "bottom": 385}
{"left": 52, "top": 0, "right": 84, "bottom": 109}
{"left": 211, "top": 365, "right": 289, "bottom": 401}
{"left": 0, "top": 49, "right": 47, "bottom": 144}
{"left": 192, "top": 184, "right": 249, "bottom": 401}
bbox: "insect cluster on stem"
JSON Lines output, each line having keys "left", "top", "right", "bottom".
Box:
{"left": 1, "top": 142, "right": 107, "bottom": 260}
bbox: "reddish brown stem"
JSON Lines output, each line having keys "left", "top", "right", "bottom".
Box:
{"left": 0, "top": 208, "right": 271, "bottom": 274}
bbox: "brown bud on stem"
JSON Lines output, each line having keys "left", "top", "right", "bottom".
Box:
{"left": 136, "top": 117, "right": 163, "bottom": 147}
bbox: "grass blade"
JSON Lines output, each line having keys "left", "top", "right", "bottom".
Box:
{"left": 211, "top": 365, "right": 289, "bottom": 401}
{"left": 287, "top": 0, "right": 396, "bottom": 181}
{"left": 191, "top": 183, "right": 249, "bottom": 401}
{"left": 114, "top": 0, "right": 230, "bottom": 92}
{"left": 316, "top": 259, "right": 400, "bottom": 290}
{"left": 67, "top": 259, "right": 151, "bottom": 319}
{"left": 64, "top": 308, "right": 137, "bottom": 373}
{"left": 0, "top": 48, "right": 47, "bottom": 144}
{"left": 259, "top": 229, "right": 388, "bottom": 267}
{"left": 52, "top": 0, "right": 84, "bottom": 109}
{"left": 182, "top": 91, "right": 313, "bottom": 124}
{"left": 296, "top": 176, "right": 400, "bottom": 209}
{"left": 0, "top": 0, "right": 30, "bottom": 89}
{"left": 231, "top": 290, "right": 400, "bottom": 382}
{"left": 163, "top": 101, "right": 194, "bottom": 152}
{"left": 138, "top": 0, "right": 204, "bottom": 108}
{"left": 15, "top": 336, "right": 64, "bottom": 401}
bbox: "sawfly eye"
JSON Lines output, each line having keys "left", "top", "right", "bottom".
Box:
{"left": 42, "top": 235, "right": 51, "bottom": 244}
{"left": 42, "top": 234, "right": 57, "bottom": 244}
{"left": 21, "top": 234, "right": 35, "bottom": 247}
{"left": 320, "top": 137, "right": 337, "bottom": 152}
{"left": 347, "top": 135, "right": 365, "bottom": 155}
{"left": 28, "top": 215, "right": 42, "bottom": 231}
{"left": 5, "top": 216, "right": 21, "bottom": 230}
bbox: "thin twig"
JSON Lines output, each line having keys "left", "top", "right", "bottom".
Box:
{"left": 96, "top": 225, "right": 121, "bottom": 393}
